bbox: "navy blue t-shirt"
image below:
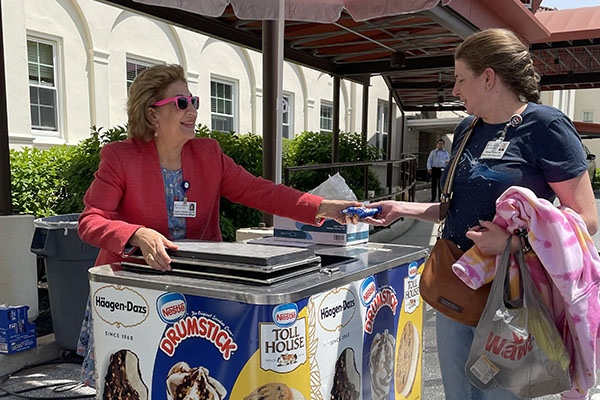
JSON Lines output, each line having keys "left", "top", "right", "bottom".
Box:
{"left": 442, "top": 103, "right": 587, "bottom": 250}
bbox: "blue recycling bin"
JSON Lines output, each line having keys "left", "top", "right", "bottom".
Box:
{"left": 30, "top": 214, "right": 99, "bottom": 350}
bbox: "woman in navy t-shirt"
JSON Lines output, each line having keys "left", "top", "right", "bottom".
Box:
{"left": 366, "top": 29, "right": 598, "bottom": 400}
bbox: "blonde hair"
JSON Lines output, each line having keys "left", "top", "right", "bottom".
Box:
{"left": 455, "top": 29, "right": 540, "bottom": 104}
{"left": 127, "top": 64, "right": 187, "bottom": 140}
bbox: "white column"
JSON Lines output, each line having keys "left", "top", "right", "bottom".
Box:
{"left": 306, "top": 98, "right": 315, "bottom": 132}
{"left": 89, "top": 49, "right": 110, "bottom": 129}
{"left": 566, "top": 89, "right": 575, "bottom": 121}
{"left": 3, "top": 0, "right": 32, "bottom": 146}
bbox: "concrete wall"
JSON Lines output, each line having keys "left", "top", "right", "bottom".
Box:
{"left": 541, "top": 89, "right": 600, "bottom": 164}
{"left": 574, "top": 88, "right": 599, "bottom": 124}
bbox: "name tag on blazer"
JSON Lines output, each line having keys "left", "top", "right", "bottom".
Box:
{"left": 174, "top": 201, "right": 196, "bottom": 218}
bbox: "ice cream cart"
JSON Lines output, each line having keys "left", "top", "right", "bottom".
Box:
{"left": 89, "top": 241, "right": 427, "bottom": 400}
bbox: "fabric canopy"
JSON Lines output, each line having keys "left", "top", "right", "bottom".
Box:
{"left": 132, "top": 0, "right": 451, "bottom": 22}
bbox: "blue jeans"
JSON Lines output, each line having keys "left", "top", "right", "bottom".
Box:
{"left": 436, "top": 312, "right": 525, "bottom": 400}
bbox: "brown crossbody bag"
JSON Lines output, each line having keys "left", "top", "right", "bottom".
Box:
{"left": 419, "top": 117, "right": 492, "bottom": 327}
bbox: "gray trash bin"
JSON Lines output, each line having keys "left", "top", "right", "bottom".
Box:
{"left": 30, "top": 213, "right": 99, "bottom": 350}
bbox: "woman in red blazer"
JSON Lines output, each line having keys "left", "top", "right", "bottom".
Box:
{"left": 76, "top": 64, "right": 360, "bottom": 388}
{"left": 78, "top": 64, "right": 359, "bottom": 270}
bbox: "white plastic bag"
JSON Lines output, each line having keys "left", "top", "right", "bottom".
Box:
{"left": 465, "top": 236, "right": 571, "bottom": 398}
{"left": 309, "top": 172, "right": 357, "bottom": 201}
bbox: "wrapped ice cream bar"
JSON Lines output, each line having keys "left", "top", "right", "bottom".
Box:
{"left": 340, "top": 206, "right": 382, "bottom": 219}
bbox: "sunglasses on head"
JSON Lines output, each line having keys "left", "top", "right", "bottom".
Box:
{"left": 152, "top": 95, "right": 200, "bottom": 111}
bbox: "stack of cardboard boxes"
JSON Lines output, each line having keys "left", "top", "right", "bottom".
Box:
{"left": 0, "top": 305, "right": 36, "bottom": 354}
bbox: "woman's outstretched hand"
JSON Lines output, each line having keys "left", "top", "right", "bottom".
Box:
{"left": 362, "top": 201, "right": 404, "bottom": 226}
{"left": 317, "top": 199, "right": 363, "bottom": 224}
{"left": 129, "top": 227, "right": 179, "bottom": 271}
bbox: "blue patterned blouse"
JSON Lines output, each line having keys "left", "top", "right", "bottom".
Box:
{"left": 161, "top": 167, "right": 186, "bottom": 240}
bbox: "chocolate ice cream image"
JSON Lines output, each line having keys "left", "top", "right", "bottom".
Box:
{"left": 103, "top": 349, "right": 148, "bottom": 400}
{"left": 330, "top": 347, "right": 360, "bottom": 400}
{"left": 166, "top": 361, "right": 226, "bottom": 400}
{"left": 369, "top": 329, "right": 395, "bottom": 400}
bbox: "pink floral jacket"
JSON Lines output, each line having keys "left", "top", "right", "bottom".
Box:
{"left": 452, "top": 186, "right": 600, "bottom": 394}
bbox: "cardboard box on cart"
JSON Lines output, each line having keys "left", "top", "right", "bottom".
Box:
{"left": 273, "top": 215, "right": 369, "bottom": 245}
{"left": 273, "top": 172, "right": 370, "bottom": 246}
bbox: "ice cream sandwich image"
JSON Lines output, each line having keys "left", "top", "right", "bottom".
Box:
{"left": 166, "top": 361, "right": 226, "bottom": 400}
{"left": 103, "top": 349, "right": 148, "bottom": 400}
{"left": 244, "top": 382, "right": 306, "bottom": 400}
{"left": 370, "top": 329, "right": 396, "bottom": 400}
{"left": 330, "top": 347, "right": 360, "bottom": 400}
{"left": 395, "top": 320, "right": 420, "bottom": 397}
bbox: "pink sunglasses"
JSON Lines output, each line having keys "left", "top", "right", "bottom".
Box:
{"left": 152, "top": 95, "right": 200, "bottom": 111}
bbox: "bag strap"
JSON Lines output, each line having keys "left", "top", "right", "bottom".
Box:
{"left": 437, "top": 117, "right": 479, "bottom": 236}
{"left": 503, "top": 235, "right": 524, "bottom": 308}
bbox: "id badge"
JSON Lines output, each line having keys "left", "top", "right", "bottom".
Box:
{"left": 173, "top": 201, "right": 196, "bottom": 218}
{"left": 480, "top": 140, "right": 510, "bottom": 160}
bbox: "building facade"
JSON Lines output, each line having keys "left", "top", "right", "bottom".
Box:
{"left": 4, "top": 0, "right": 393, "bottom": 152}
{"left": 540, "top": 89, "right": 600, "bottom": 158}
{"left": 6, "top": 0, "right": 598, "bottom": 173}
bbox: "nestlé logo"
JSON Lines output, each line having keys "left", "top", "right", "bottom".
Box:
{"left": 360, "top": 276, "right": 376, "bottom": 307}
{"left": 408, "top": 261, "right": 418, "bottom": 278}
{"left": 272, "top": 303, "right": 298, "bottom": 327}
{"left": 156, "top": 292, "right": 187, "bottom": 324}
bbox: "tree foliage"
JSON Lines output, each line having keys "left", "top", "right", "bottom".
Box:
{"left": 286, "top": 131, "right": 383, "bottom": 199}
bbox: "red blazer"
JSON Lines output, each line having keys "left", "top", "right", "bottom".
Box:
{"left": 78, "top": 137, "right": 323, "bottom": 266}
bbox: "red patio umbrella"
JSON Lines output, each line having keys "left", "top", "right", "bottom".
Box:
{"left": 131, "top": 0, "right": 451, "bottom": 22}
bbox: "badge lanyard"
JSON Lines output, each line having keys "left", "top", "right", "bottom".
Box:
{"left": 173, "top": 180, "right": 196, "bottom": 218}
{"left": 480, "top": 114, "right": 523, "bottom": 160}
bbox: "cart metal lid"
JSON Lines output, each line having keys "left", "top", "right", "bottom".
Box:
{"left": 122, "top": 240, "right": 324, "bottom": 285}
{"left": 171, "top": 240, "right": 315, "bottom": 265}
{"left": 91, "top": 243, "right": 428, "bottom": 304}
{"left": 127, "top": 240, "right": 315, "bottom": 267}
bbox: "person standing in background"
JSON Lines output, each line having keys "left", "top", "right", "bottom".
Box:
{"left": 427, "top": 138, "right": 450, "bottom": 201}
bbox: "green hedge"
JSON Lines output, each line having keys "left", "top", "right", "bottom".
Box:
{"left": 195, "top": 127, "right": 264, "bottom": 242}
{"left": 10, "top": 126, "right": 382, "bottom": 241}
{"left": 10, "top": 126, "right": 127, "bottom": 217}
{"left": 286, "top": 130, "right": 383, "bottom": 198}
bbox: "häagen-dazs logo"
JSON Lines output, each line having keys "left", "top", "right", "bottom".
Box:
{"left": 273, "top": 303, "right": 298, "bottom": 327}
{"left": 93, "top": 285, "right": 149, "bottom": 328}
{"left": 156, "top": 292, "right": 187, "bottom": 324}
{"left": 359, "top": 276, "right": 376, "bottom": 307}
{"left": 318, "top": 287, "right": 357, "bottom": 332}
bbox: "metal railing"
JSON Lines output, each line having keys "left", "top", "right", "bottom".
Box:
{"left": 284, "top": 154, "right": 418, "bottom": 202}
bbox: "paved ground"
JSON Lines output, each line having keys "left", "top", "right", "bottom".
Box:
{"left": 0, "top": 360, "right": 95, "bottom": 399}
